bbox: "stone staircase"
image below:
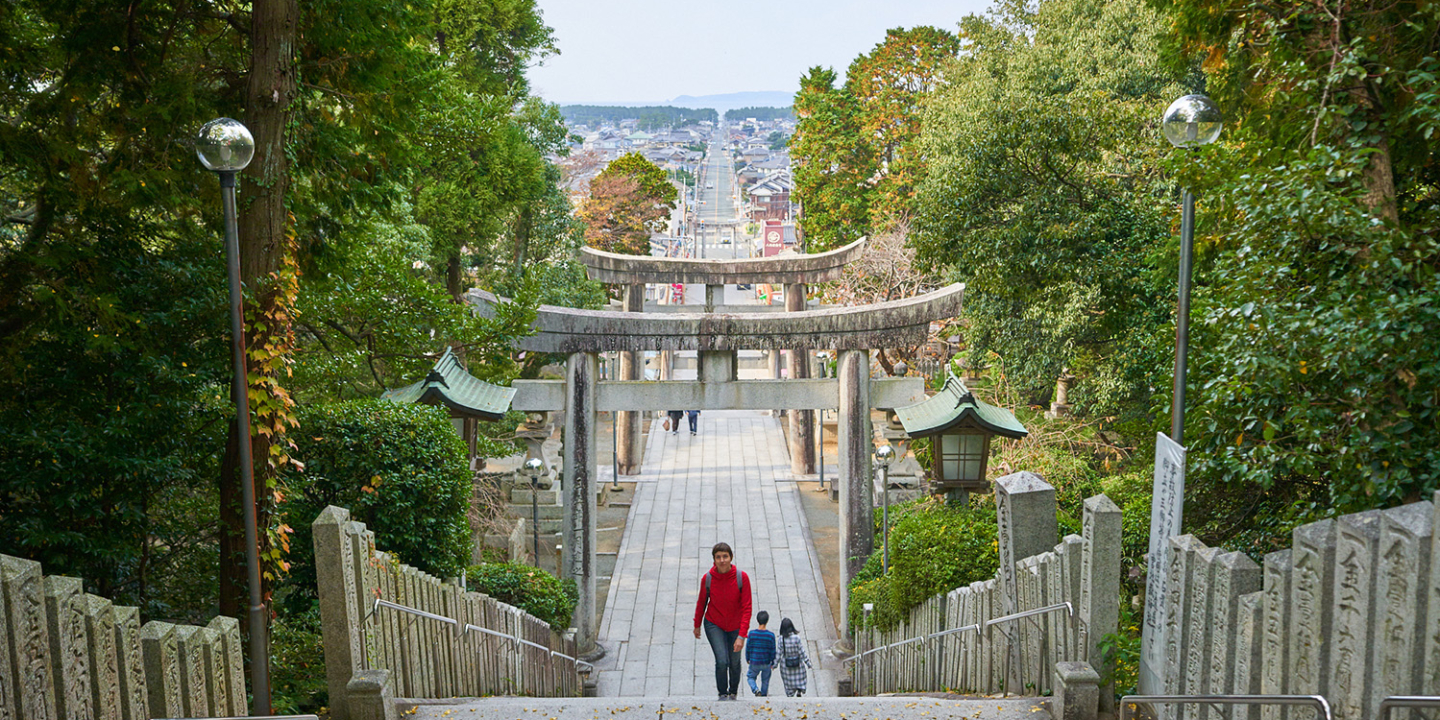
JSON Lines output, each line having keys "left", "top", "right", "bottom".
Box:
{"left": 401, "top": 696, "right": 1048, "bottom": 720}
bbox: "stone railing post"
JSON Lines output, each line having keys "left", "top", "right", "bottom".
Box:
{"left": 1054, "top": 661, "right": 1101, "bottom": 720}
{"left": 1288, "top": 520, "right": 1336, "bottom": 711}
{"left": 1080, "top": 495, "right": 1121, "bottom": 713}
{"left": 995, "top": 471, "right": 1057, "bottom": 693}
{"left": 79, "top": 594, "right": 121, "bottom": 720}
{"left": 206, "top": 616, "right": 248, "bottom": 716}
{"left": 1208, "top": 552, "right": 1261, "bottom": 720}
{"left": 1371, "top": 500, "right": 1433, "bottom": 720}
{"left": 44, "top": 575, "right": 92, "bottom": 720}
{"left": 114, "top": 607, "right": 149, "bottom": 720}
{"left": 1, "top": 556, "right": 55, "bottom": 720}
{"left": 139, "top": 622, "right": 182, "bottom": 720}
{"left": 314, "top": 505, "right": 363, "bottom": 720}
{"left": 1329, "top": 510, "right": 1382, "bottom": 720}
{"left": 346, "top": 669, "right": 398, "bottom": 720}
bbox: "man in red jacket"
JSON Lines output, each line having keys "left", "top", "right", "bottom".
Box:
{"left": 693, "top": 542, "right": 752, "bottom": 700}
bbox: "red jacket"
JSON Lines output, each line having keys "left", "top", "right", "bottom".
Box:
{"left": 693, "top": 565, "right": 752, "bottom": 638}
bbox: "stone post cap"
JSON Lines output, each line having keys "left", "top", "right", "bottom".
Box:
{"left": 346, "top": 669, "right": 391, "bottom": 694}
{"left": 996, "top": 471, "right": 1053, "bottom": 494}
{"left": 313, "top": 505, "right": 352, "bottom": 527}
{"left": 1055, "top": 661, "right": 1102, "bottom": 684}
{"left": 1083, "top": 494, "right": 1120, "bottom": 514}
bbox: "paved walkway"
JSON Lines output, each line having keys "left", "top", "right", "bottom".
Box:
{"left": 593, "top": 410, "right": 840, "bottom": 698}
{"left": 407, "top": 696, "right": 1048, "bottom": 720}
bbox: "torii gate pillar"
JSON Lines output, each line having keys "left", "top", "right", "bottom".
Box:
{"left": 785, "top": 283, "right": 815, "bottom": 474}
{"left": 616, "top": 284, "right": 644, "bottom": 474}
{"left": 563, "top": 352, "right": 600, "bottom": 657}
{"left": 837, "top": 348, "right": 874, "bottom": 639}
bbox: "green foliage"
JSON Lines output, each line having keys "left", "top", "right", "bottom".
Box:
{"left": 270, "top": 606, "right": 329, "bottom": 714}
{"left": 0, "top": 227, "right": 229, "bottom": 611}
{"left": 848, "top": 498, "right": 999, "bottom": 631}
{"left": 579, "top": 153, "right": 677, "bottom": 255}
{"left": 766, "top": 132, "right": 788, "bottom": 151}
{"left": 792, "top": 67, "right": 873, "bottom": 250}
{"left": 913, "top": 0, "right": 1187, "bottom": 419}
{"left": 466, "top": 562, "right": 577, "bottom": 630}
{"left": 1096, "top": 601, "right": 1143, "bottom": 699}
{"left": 560, "top": 106, "right": 719, "bottom": 129}
{"left": 724, "top": 107, "right": 795, "bottom": 122}
{"left": 280, "top": 400, "right": 472, "bottom": 611}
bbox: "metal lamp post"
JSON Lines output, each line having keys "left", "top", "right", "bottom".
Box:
{"left": 875, "top": 445, "right": 895, "bottom": 573}
{"left": 521, "top": 458, "right": 545, "bottom": 564}
{"left": 195, "top": 117, "right": 270, "bottom": 715}
{"left": 1161, "top": 94, "right": 1223, "bottom": 445}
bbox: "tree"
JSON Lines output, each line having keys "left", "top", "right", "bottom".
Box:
{"left": 846, "top": 27, "right": 959, "bottom": 230}
{"left": 791, "top": 67, "right": 873, "bottom": 251}
{"left": 912, "top": 0, "right": 1185, "bottom": 415}
{"left": 577, "top": 153, "right": 676, "bottom": 255}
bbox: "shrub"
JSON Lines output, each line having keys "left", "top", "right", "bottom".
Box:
{"left": 279, "top": 399, "right": 472, "bottom": 612}
{"left": 466, "top": 562, "right": 577, "bottom": 631}
{"left": 270, "top": 606, "right": 328, "bottom": 714}
{"left": 850, "top": 497, "right": 999, "bottom": 632}
{"left": 887, "top": 499, "right": 999, "bottom": 611}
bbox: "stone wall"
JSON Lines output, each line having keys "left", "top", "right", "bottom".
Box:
{"left": 1156, "top": 493, "right": 1439, "bottom": 720}
{"left": 313, "top": 506, "right": 581, "bottom": 720}
{"left": 0, "top": 554, "right": 247, "bottom": 720}
{"left": 850, "top": 473, "right": 1122, "bottom": 702}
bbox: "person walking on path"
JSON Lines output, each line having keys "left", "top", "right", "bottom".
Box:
{"left": 693, "top": 542, "right": 752, "bottom": 700}
{"left": 745, "top": 611, "right": 776, "bottom": 697}
{"left": 686, "top": 409, "right": 700, "bottom": 435}
{"left": 667, "top": 410, "right": 684, "bottom": 435}
{"left": 775, "top": 617, "right": 813, "bottom": 697}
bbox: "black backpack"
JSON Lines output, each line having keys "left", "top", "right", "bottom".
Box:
{"left": 781, "top": 635, "right": 801, "bottom": 668}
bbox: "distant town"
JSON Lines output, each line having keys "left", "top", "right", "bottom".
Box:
{"left": 554, "top": 106, "right": 797, "bottom": 259}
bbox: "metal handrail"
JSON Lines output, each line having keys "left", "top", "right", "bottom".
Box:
{"left": 841, "top": 624, "right": 981, "bottom": 664}
{"left": 1119, "top": 695, "right": 1332, "bottom": 720}
{"left": 984, "top": 601, "right": 1074, "bottom": 629}
{"left": 368, "top": 598, "right": 593, "bottom": 671}
{"left": 1378, "top": 695, "right": 1440, "bottom": 720}
{"left": 984, "top": 602, "right": 1079, "bottom": 698}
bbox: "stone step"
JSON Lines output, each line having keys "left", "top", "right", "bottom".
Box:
{"left": 402, "top": 696, "right": 1047, "bottom": 720}
{"left": 507, "top": 503, "right": 565, "bottom": 520}
{"left": 509, "top": 488, "right": 562, "bottom": 505}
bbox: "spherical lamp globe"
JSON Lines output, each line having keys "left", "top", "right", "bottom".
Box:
{"left": 522, "top": 457, "right": 545, "bottom": 479}
{"left": 875, "top": 444, "right": 895, "bottom": 467}
{"left": 1161, "top": 94, "right": 1223, "bottom": 149}
{"left": 195, "top": 118, "right": 255, "bottom": 172}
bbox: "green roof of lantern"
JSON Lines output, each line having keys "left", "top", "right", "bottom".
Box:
{"left": 381, "top": 347, "right": 515, "bottom": 421}
{"left": 895, "top": 374, "right": 1028, "bottom": 439}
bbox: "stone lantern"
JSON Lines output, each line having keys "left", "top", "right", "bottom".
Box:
{"left": 894, "top": 374, "right": 1028, "bottom": 496}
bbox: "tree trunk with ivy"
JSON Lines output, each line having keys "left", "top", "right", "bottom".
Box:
{"left": 219, "top": 0, "right": 300, "bottom": 625}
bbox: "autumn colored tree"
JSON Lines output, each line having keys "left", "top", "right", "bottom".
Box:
{"left": 791, "top": 67, "right": 874, "bottom": 251}
{"left": 846, "top": 27, "right": 959, "bottom": 229}
{"left": 578, "top": 153, "right": 676, "bottom": 255}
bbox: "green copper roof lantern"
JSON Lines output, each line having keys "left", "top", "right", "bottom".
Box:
{"left": 382, "top": 347, "right": 516, "bottom": 421}
{"left": 895, "top": 374, "right": 1028, "bottom": 492}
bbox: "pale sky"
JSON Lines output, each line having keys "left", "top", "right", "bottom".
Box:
{"left": 526, "top": 0, "right": 995, "bottom": 106}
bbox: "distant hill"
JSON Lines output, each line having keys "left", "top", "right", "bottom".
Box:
{"left": 560, "top": 105, "right": 719, "bottom": 130}
{"left": 668, "top": 91, "right": 796, "bottom": 113}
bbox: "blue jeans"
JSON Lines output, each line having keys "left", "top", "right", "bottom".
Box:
{"left": 703, "top": 621, "right": 741, "bottom": 696}
{"left": 687, "top": 411, "right": 699, "bottom": 432}
{"left": 746, "top": 663, "right": 772, "bottom": 696}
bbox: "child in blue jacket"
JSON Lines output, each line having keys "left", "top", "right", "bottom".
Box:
{"left": 745, "top": 611, "right": 776, "bottom": 696}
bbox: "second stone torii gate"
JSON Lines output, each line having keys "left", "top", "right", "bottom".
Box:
{"left": 466, "top": 282, "right": 964, "bottom": 657}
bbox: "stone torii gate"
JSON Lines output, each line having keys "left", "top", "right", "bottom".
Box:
{"left": 579, "top": 237, "right": 869, "bottom": 477}
{"left": 467, "top": 278, "right": 963, "bottom": 658}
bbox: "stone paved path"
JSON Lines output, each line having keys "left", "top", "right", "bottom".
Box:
{"left": 406, "top": 696, "right": 1048, "bottom": 720}
{"left": 592, "top": 410, "right": 840, "bottom": 698}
